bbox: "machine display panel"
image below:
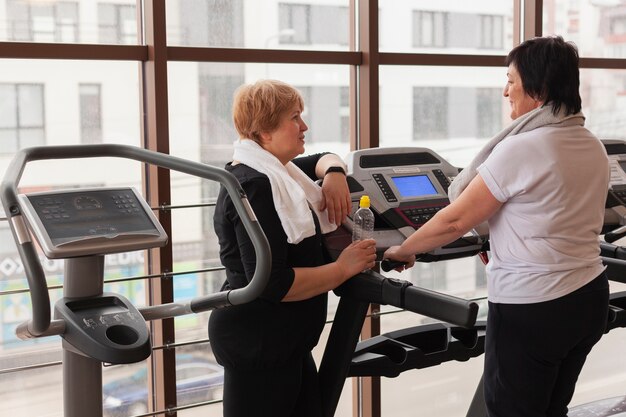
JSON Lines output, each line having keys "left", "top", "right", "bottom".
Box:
{"left": 391, "top": 174, "right": 438, "bottom": 198}
{"left": 19, "top": 187, "right": 167, "bottom": 257}
{"left": 26, "top": 189, "right": 158, "bottom": 246}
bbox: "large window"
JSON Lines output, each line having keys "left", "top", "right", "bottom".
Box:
{"left": 6, "top": 0, "right": 79, "bottom": 43}
{"left": 1, "top": 1, "right": 625, "bottom": 417}
{"left": 0, "top": 83, "right": 45, "bottom": 154}
{"left": 543, "top": 0, "right": 626, "bottom": 58}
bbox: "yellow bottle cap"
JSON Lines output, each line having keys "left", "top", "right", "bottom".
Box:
{"left": 359, "top": 195, "right": 371, "bottom": 208}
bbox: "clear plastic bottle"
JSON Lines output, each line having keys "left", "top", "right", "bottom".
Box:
{"left": 352, "top": 195, "right": 375, "bottom": 242}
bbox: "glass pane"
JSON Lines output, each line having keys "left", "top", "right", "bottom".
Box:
{"left": 0, "top": 60, "right": 141, "bottom": 181}
{"left": 379, "top": 332, "right": 485, "bottom": 417}
{"left": 79, "top": 84, "right": 103, "bottom": 144}
{"left": 17, "top": 84, "right": 44, "bottom": 127}
{"left": 380, "top": 66, "right": 506, "bottom": 169}
{"left": 0, "top": 0, "right": 137, "bottom": 44}
{"left": 166, "top": 0, "right": 350, "bottom": 50}
{"left": 168, "top": 62, "right": 351, "bottom": 204}
{"left": 543, "top": 0, "right": 626, "bottom": 58}
{"left": 0, "top": 84, "right": 18, "bottom": 128}
{"left": 0, "top": 129, "right": 18, "bottom": 154}
{"left": 0, "top": 363, "right": 63, "bottom": 416}
{"left": 102, "top": 361, "right": 150, "bottom": 417}
{"left": 18, "top": 128, "right": 45, "bottom": 148}
{"left": 581, "top": 68, "right": 626, "bottom": 140}
{"left": 175, "top": 344, "right": 224, "bottom": 410}
{"left": 380, "top": 0, "right": 514, "bottom": 54}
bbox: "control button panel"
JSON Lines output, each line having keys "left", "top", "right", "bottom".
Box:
{"left": 397, "top": 202, "right": 449, "bottom": 228}
{"left": 373, "top": 173, "right": 398, "bottom": 202}
{"left": 432, "top": 169, "right": 451, "bottom": 194}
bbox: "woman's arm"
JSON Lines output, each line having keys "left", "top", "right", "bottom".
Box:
{"left": 315, "top": 153, "right": 351, "bottom": 225}
{"left": 384, "top": 174, "right": 502, "bottom": 265}
{"left": 282, "top": 239, "right": 377, "bottom": 302}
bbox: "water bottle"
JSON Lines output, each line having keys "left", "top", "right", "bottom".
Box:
{"left": 352, "top": 195, "right": 375, "bottom": 242}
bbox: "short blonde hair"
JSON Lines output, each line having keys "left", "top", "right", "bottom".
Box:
{"left": 232, "top": 79, "right": 304, "bottom": 142}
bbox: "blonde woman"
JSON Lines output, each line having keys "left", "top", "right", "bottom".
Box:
{"left": 209, "top": 79, "right": 376, "bottom": 417}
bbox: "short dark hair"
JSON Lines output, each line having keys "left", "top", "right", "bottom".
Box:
{"left": 505, "top": 35, "right": 581, "bottom": 116}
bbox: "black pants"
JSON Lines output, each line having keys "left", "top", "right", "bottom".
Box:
{"left": 484, "top": 272, "right": 609, "bottom": 417}
{"left": 222, "top": 352, "right": 322, "bottom": 417}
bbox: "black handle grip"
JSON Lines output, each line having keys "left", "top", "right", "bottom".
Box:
{"left": 380, "top": 259, "right": 407, "bottom": 272}
{"left": 605, "top": 225, "right": 626, "bottom": 243}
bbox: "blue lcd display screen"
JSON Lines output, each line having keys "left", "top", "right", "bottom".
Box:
{"left": 391, "top": 175, "right": 437, "bottom": 198}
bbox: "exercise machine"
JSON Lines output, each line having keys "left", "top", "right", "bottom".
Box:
{"left": 2, "top": 144, "right": 486, "bottom": 417}
{"left": 320, "top": 147, "right": 490, "bottom": 417}
{"left": 0, "top": 144, "right": 272, "bottom": 417}
{"left": 325, "top": 146, "right": 487, "bottom": 260}
{"left": 319, "top": 144, "right": 626, "bottom": 417}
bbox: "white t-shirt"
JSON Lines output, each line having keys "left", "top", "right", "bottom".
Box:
{"left": 477, "top": 125, "right": 609, "bottom": 304}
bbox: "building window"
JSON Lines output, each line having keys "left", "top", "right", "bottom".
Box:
{"left": 0, "top": 84, "right": 45, "bottom": 154}
{"left": 79, "top": 84, "right": 103, "bottom": 144}
{"left": 279, "top": 3, "right": 348, "bottom": 46}
{"left": 174, "top": 0, "right": 244, "bottom": 47}
{"left": 480, "top": 15, "right": 504, "bottom": 49}
{"left": 98, "top": 3, "right": 137, "bottom": 44}
{"left": 476, "top": 88, "right": 503, "bottom": 138}
{"left": 413, "top": 10, "right": 503, "bottom": 50}
{"left": 610, "top": 15, "right": 626, "bottom": 36}
{"left": 413, "top": 87, "right": 447, "bottom": 140}
{"left": 7, "top": 0, "right": 79, "bottom": 42}
{"left": 413, "top": 10, "right": 447, "bottom": 47}
{"left": 295, "top": 86, "right": 347, "bottom": 143}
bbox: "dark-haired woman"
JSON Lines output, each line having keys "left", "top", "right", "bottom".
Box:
{"left": 384, "top": 36, "right": 609, "bottom": 417}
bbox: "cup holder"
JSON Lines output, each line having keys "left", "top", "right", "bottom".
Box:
{"left": 369, "top": 339, "right": 409, "bottom": 365}
{"left": 106, "top": 325, "right": 139, "bottom": 345}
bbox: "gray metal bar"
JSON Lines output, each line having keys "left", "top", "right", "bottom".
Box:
{"left": 15, "top": 319, "right": 66, "bottom": 339}
{"left": 64, "top": 257, "right": 105, "bottom": 298}
{"left": 0, "top": 144, "right": 271, "bottom": 334}
{"left": 64, "top": 349, "right": 102, "bottom": 417}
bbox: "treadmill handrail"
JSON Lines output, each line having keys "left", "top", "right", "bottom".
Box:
{"left": 335, "top": 270, "right": 478, "bottom": 328}
{"left": 0, "top": 144, "right": 271, "bottom": 336}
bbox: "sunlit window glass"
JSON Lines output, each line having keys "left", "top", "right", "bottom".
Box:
{"left": 79, "top": 84, "right": 103, "bottom": 144}
{"left": 166, "top": 0, "right": 350, "bottom": 50}
{"left": 581, "top": 68, "right": 626, "bottom": 140}
{"left": 5, "top": 0, "right": 79, "bottom": 43}
{"left": 97, "top": 2, "right": 136, "bottom": 45}
{"left": 0, "top": 83, "right": 45, "bottom": 154}
{"left": 381, "top": 66, "right": 506, "bottom": 169}
{"left": 543, "top": 0, "right": 626, "bottom": 58}
{"left": 381, "top": 1, "right": 513, "bottom": 54}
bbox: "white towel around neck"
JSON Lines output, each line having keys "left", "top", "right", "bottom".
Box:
{"left": 232, "top": 139, "right": 337, "bottom": 244}
{"left": 448, "top": 104, "right": 585, "bottom": 201}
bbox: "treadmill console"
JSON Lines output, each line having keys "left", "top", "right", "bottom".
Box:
{"left": 19, "top": 187, "right": 167, "bottom": 258}
{"left": 345, "top": 147, "right": 455, "bottom": 243}
{"left": 334, "top": 147, "right": 484, "bottom": 258}
{"left": 604, "top": 139, "right": 626, "bottom": 206}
